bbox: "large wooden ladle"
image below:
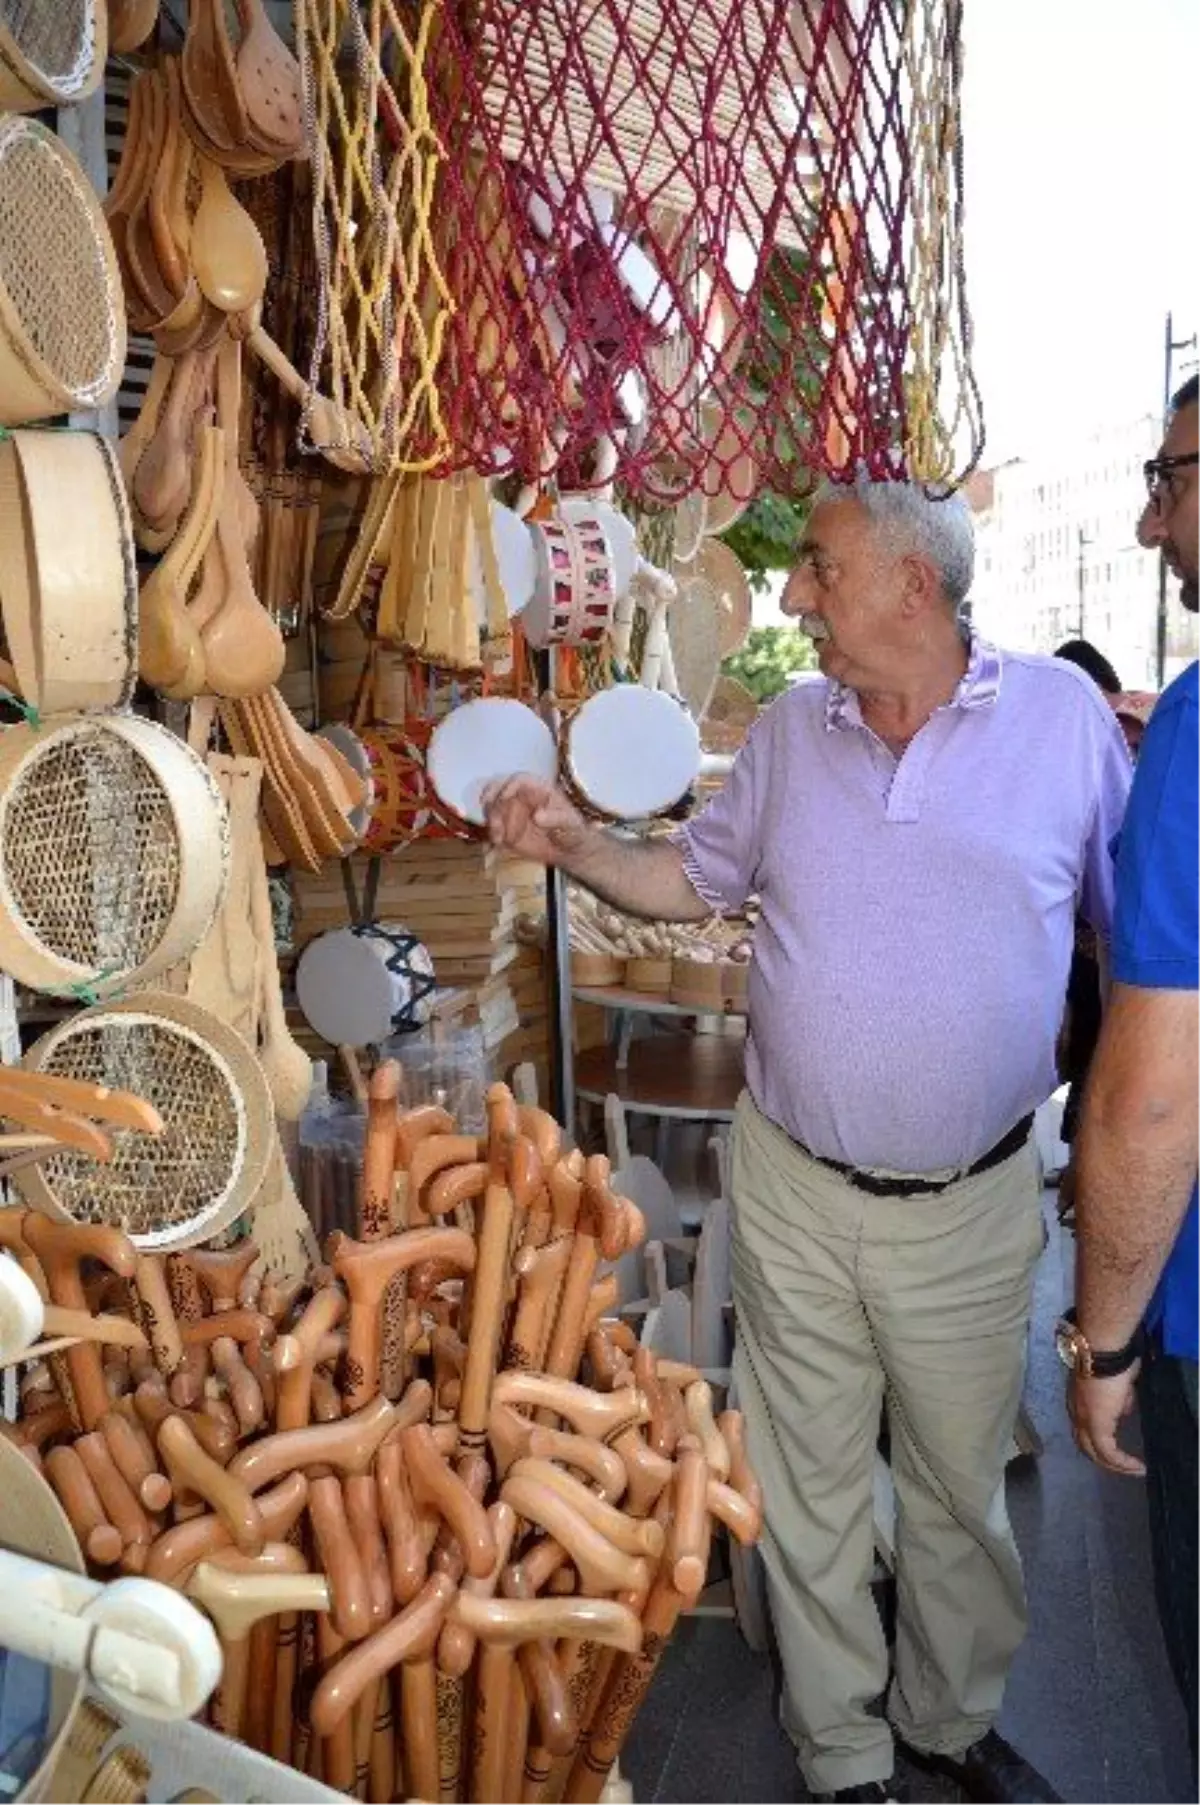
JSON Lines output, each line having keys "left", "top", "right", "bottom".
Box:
{"left": 191, "top": 155, "right": 269, "bottom": 313}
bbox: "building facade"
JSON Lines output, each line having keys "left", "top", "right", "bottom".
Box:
{"left": 967, "top": 414, "right": 1198, "bottom": 691}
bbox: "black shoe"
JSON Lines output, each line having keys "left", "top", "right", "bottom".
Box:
{"left": 816, "top": 1785, "right": 898, "bottom": 1803}
{"left": 897, "top": 1729, "right": 1060, "bottom": 1802}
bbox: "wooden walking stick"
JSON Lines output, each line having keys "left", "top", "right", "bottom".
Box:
{"left": 359, "top": 1059, "right": 401, "bottom": 1239}
{"left": 330, "top": 1225, "right": 475, "bottom": 1410}
{"left": 435, "top": 1501, "right": 517, "bottom": 1804}
{"left": 457, "top": 1084, "right": 520, "bottom": 1456}
{"left": 565, "top": 1446, "right": 711, "bottom": 1804}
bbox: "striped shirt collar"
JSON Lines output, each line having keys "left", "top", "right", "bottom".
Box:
{"left": 825, "top": 632, "right": 1003, "bottom": 732}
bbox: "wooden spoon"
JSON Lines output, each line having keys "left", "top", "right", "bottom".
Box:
{"left": 245, "top": 321, "right": 375, "bottom": 474}
{"left": 110, "top": 0, "right": 161, "bottom": 54}
{"left": 192, "top": 155, "right": 269, "bottom": 314}
{"left": 118, "top": 354, "right": 174, "bottom": 491}
{"left": 233, "top": 0, "right": 304, "bottom": 157}
{"left": 139, "top": 421, "right": 223, "bottom": 691}
{"left": 126, "top": 76, "right": 183, "bottom": 326}
{"left": 133, "top": 349, "right": 204, "bottom": 535}
{"left": 181, "top": 0, "right": 240, "bottom": 154}
{"left": 200, "top": 489, "right": 285, "bottom": 695}
{"left": 150, "top": 61, "right": 190, "bottom": 302}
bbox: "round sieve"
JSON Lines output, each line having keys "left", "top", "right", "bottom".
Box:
{"left": 0, "top": 430, "right": 137, "bottom": 715}
{"left": 0, "top": 0, "right": 105, "bottom": 112}
{"left": 0, "top": 715, "right": 229, "bottom": 998}
{"left": 13, "top": 992, "right": 274, "bottom": 1253}
{"left": 0, "top": 116, "right": 125, "bottom": 426}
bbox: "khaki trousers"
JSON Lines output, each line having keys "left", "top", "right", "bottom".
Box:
{"left": 730, "top": 1092, "right": 1044, "bottom": 1795}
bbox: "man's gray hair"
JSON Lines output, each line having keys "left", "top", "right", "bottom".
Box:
{"left": 813, "top": 470, "right": 975, "bottom": 610}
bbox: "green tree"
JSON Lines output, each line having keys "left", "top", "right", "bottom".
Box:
{"left": 722, "top": 623, "right": 817, "bottom": 703}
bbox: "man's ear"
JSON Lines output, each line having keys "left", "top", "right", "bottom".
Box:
{"left": 896, "top": 552, "right": 939, "bottom": 618}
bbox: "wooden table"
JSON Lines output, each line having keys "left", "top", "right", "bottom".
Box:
{"left": 574, "top": 1032, "right": 745, "bottom": 1123}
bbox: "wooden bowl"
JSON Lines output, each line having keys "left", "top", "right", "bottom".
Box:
{"left": 624, "top": 956, "right": 673, "bottom": 995}
{"left": 570, "top": 951, "right": 624, "bottom": 988}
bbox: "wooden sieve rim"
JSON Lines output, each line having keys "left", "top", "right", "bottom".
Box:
{"left": 0, "top": 3, "right": 106, "bottom": 111}
{"left": 0, "top": 430, "right": 137, "bottom": 714}
{"left": 13, "top": 990, "right": 273, "bottom": 1253}
{"left": 0, "top": 714, "right": 230, "bottom": 996}
{"left": 0, "top": 116, "right": 125, "bottom": 423}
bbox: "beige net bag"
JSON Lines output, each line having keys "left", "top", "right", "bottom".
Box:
{"left": 13, "top": 993, "right": 274, "bottom": 1252}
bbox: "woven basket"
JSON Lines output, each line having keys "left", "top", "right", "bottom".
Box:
{"left": 0, "top": 0, "right": 105, "bottom": 112}
{"left": 0, "top": 430, "right": 137, "bottom": 715}
{"left": 0, "top": 715, "right": 229, "bottom": 998}
{"left": 0, "top": 116, "right": 125, "bottom": 426}
{"left": 13, "top": 992, "right": 274, "bottom": 1253}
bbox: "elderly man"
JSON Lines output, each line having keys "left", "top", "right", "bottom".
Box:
{"left": 1065, "top": 373, "right": 1199, "bottom": 1768}
{"left": 483, "top": 474, "right": 1131, "bottom": 1803}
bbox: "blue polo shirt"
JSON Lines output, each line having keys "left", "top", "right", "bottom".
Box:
{"left": 1110, "top": 660, "right": 1199, "bottom": 1361}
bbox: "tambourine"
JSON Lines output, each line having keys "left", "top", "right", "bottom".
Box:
{"left": 523, "top": 511, "right": 615, "bottom": 649}
{"left": 561, "top": 684, "right": 701, "bottom": 821}
{"left": 426, "top": 697, "right": 559, "bottom": 827}
{"left": 296, "top": 923, "right": 437, "bottom": 1048}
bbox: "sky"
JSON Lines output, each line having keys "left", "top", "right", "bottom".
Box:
{"left": 960, "top": 0, "right": 1199, "bottom": 465}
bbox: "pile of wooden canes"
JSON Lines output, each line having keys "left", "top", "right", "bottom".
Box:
{"left": 0, "top": 1069, "right": 762, "bottom": 1802}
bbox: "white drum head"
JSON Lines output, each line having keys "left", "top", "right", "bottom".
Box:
{"left": 468, "top": 500, "right": 537, "bottom": 623}
{"left": 567, "top": 686, "right": 701, "bottom": 820}
{"left": 427, "top": 698, "right": 558, "bottom": 826}
{"left": 296, "top": 927, "right": 435, "bottom": 1047}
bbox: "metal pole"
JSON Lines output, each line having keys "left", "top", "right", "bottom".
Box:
{"left": 1155, "top": 311, "right": 1200, "bottom": 686}
{"left": 538, "top": 650, "right": 575, "bottom": 1135}
{"left": 1076, "top": 528, "right": 1087, "bottom": 641}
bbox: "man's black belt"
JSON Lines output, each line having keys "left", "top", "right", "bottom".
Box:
{"left": 798, "top": 1113, "right": 1035, "bottom": 1199}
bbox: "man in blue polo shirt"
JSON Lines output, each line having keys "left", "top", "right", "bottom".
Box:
{"left": 1062, "top": 371, "right": 1199, "bottom": 1767}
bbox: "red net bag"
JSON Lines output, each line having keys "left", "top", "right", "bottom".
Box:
{"left": 296, "top": 0, "right": 982, "bottom": 497}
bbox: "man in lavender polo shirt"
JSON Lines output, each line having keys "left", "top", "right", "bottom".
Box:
{"left": 482, "top": 474, "right": 1131, "bottom": 1803}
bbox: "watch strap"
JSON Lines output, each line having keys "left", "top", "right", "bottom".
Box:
{"left": 1063, "top": 1308, "right": 1145, "bottom": 1377}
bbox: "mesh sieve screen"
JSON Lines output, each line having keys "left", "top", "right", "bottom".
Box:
{"left": 0, "top": 122, "right": 120, "bottom": 400}
{"left": 35, "top": 1017, "right": 244, "bottom": 1241}
{"left": 0, "top": 0, "right": 96, "bottom": 91}
{"left": 1, "top": 732, "right": 181, "bottom": 976}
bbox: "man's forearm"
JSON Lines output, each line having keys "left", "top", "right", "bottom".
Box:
{"left": 560, "top": 829, "right": 713, "bottom": 923}
{"left": 1076, "top": 1116, "right": 1195, "bottom": 1348}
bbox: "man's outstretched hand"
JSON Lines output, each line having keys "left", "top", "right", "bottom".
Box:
{"left": 481, "top": 775, "right": 592, "bottom": 868}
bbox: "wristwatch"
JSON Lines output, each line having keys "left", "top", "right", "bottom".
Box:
{"left": 1054, "top": 1308, "right": 1144, "bottom": 1379}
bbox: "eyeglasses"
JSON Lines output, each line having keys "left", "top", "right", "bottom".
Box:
{"left": 1143, "top": 451, "right": 1198, "bottom": 512}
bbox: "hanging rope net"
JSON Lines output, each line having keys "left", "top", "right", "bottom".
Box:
{"left": 295, "top": 0, "right": 983, "bottom": 498}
